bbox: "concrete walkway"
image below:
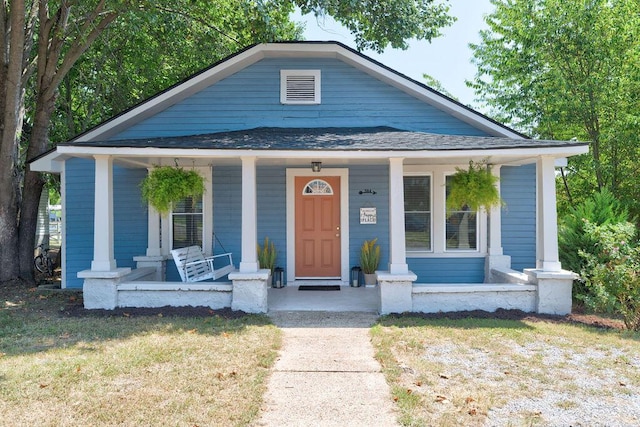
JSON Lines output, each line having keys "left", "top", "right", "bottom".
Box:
{"left": 255, "top": 311, "right": 399, "bottom": 427}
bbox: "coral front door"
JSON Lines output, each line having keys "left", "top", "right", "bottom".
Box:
{"left": 295, "top": 176, "right": 341, "bottom": 278}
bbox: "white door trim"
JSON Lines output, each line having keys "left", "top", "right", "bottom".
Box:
{"left": 286, "top": 168, "right": 349, "bottom": 284}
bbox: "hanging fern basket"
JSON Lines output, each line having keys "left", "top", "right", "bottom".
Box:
{"left": 446, "top": 160, "right": 502, "bottom": 211}
{"left": 141, "top": 166, "right": 205, "bottom": 214}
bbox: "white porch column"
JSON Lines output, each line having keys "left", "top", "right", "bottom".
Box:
{"left": 485, "top": 165, "right": 511, "bottom": 281}
{"left": 239, "top": 156, "right": 259, "bottom": 273}
{"left": 91, "top": 155, "right": 117, "bottom": 271}
{"left": 146, "top": 203, "right": 162, "bottom": 257}
{"left": 488, "top": 165, "right": 503, "bottom": 256}
{"left": 536, "top": 156, "right": 562, "bottom": 271}
{"left": 388, "top": 158, "right": 409, "bottom": 275}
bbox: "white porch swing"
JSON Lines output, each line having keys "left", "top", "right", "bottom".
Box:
{"left": 170, "top": 234, "right": 235, "bottom": 282}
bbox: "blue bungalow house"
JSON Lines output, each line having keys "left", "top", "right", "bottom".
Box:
{"left": 31, "top": 41, "right": 588, "bottom": 314}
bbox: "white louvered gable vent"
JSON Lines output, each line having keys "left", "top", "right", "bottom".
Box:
{"left": 280, "top": 70, "right": 321, "bottom": 104}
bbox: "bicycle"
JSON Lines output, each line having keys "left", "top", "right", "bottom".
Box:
{"left": 34, "top": 244, "right": 55, "bottom": 277}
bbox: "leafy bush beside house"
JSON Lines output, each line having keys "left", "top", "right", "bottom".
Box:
{"left": 579, "top": 220, "right": 640, "bottom": 331}
{"left": 558, "top": 189, "right": 631, "bottom": 299}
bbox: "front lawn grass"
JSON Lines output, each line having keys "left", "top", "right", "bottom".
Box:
{"left": 372, "top": 315, "right": 640, "bottom": 426}
{"left": 0, "top": 289, "right": 281, "bottom": 426}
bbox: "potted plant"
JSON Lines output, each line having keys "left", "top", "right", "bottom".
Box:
{"left": 446, "top": 160, "right": 502, "bottom": 211}
{"left": 360, "top": 238, "right": 380, "bottom": 287}
{"left": 141, "top": 165, "right": 205, "bottom": 214}
{"left": 257, "top": 237, "right": 277, "bottom": 284}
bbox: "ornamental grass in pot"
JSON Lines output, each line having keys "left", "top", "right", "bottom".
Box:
{"left": 257, "top": 236, "right": 276, "bottom": 269}
{"left": 360, "top": 238, "right": 380, "bottom": 287}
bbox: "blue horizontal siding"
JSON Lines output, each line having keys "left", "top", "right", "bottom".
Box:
{"left": 113, "top": 167, "right": 148, "bottom": 270}
{"left": 501, "top": 164, "right": 537, "bottom": 271}
{"left": 210, "top": 166, "right": 242, "bottom": 281}
{"left": 408, "top": 257, "right": 485, "bottom": 283}
{"left": 257, "top": 166, "right": 287, "bottom": 274}
{"left": 348, "top": 165, "right": 389, "bottom": 271}
{"left": 65, "top": 159, "right": 95, "bottom": 289}
{"left": 111, "top": 58, "right": 489, "bottom": 140}
{"left": 65, "top": 159, "right": 147, "bottom": 289}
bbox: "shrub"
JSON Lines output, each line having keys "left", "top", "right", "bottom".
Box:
{"left": 579, "top": 221, "right": 640, "bottom": 331}
{"left": 558, "top": 189, "right": 630, "bottom": 299}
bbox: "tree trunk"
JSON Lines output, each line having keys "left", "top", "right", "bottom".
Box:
{"left": 18, "top": 80, "right": 57, "bottom": 282}
{"left": 0, "top": 1, "right": 26, "bottom": 283}
{"left": 18, "top": 169, "right": 46, "bottom": 281}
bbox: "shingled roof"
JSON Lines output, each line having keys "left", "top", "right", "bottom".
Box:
{"left": 62, "top": 127, "right": 585, "bottom": 152}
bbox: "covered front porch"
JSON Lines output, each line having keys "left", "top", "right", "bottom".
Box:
{"left": 32, "top": 128, "right": 586, "bottom": 315}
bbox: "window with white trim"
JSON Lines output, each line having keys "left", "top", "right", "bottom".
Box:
{"left": 404, "top": 176, "right": 431, "bottom": 251}
{"left": 280, "top": 70, "right": 321, "bottom": 104}
{"left": 171, "top": 195, "right": 203, "bottom": 249}
{"left": 403, "top": 167, "right": 484, "bottom": 255}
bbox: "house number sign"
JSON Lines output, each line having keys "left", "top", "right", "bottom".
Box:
{"left": 360, "top": 207, "right": 377, "bottom": 224}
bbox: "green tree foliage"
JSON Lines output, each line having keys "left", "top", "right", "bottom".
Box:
{"left": 579, "top": 221, "right": 640, "bottom": 330}
{"left": 558, "top": 189, "right": 630, "bottom": 298}
{"left": 469, "top": 0, "right": 640, "bottom": 216}
{"left": 299, "top": 0, "right": 454, "bottom": 52}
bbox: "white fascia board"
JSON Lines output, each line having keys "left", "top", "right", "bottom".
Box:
{"left": 55, "top": 143, "right": 588, "bottom": 161}
{"left": 30, "top": 152, "right": 66, "bottom": 173}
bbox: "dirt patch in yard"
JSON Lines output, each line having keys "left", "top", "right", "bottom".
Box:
{"left": 61, "top": 304, "right": 248, "bottom": 319}
{"left": 386, "top": 307, "right": 626, "bottom": 330}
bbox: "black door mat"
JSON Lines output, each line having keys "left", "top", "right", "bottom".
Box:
{"left": 298, "top": 285, "right": 341, "bottom": 291}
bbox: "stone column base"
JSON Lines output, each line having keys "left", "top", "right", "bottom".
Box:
{"left": 524, "top": 269, "right": 578, "bottom": 315}
{"left": 229, "top": 269, "right": 270, "bottom": 313}
{"left": 376, "top": 271, "right": 417, "bottom": 315}
{"left": 78, "top": 268, "right": 132, "bottom": 309}
{"left": 485, "top": 254, "right": 511, "bottom": 283}
{"left": 133, "top": 255, "right": 166, "bottom": 281}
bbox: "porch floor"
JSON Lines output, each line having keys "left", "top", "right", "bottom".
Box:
{"left": 267, "top": 283, "right": 378, "bottom": 312}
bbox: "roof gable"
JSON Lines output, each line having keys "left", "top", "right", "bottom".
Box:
{"left": 73, "top": 41, "right": 527, "bottom": 143}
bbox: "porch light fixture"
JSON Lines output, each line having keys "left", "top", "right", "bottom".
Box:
{"left": 311, "top": 161, "right": 322, "bottom": 173}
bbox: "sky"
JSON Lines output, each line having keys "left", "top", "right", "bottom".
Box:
{"left": 292, "top": 0, "right": 494, "bottom": 107}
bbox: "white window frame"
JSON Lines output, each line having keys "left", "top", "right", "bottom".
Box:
{"left": 160, "top": 166, "right": 213, "bottom": 256}
{"left": 404, "top": 165, "right": 487, "bottom": 258}
{"left": 280, "top": 69, "right": 321, "bottom": 105}
{"left": 403, "top": 172, "right": 433, "bottom": 253}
